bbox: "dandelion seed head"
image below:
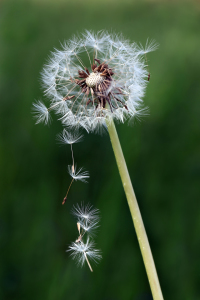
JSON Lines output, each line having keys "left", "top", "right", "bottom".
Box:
{"left": 36, "top": 31, "right": 157, "bottom": 132}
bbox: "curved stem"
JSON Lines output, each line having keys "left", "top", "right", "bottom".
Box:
{"left": 106, "top": 118, "right": 164, "bottom": 300}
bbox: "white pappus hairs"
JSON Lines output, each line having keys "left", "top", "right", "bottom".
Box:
{"left": 32, "top": 100, "right": 51, "bottom": 125}
{"left": 33, "top": 30, "right": 158, "bottom": 132}
{"left": 71, "top": 203, "right": 100, "bottom": 223}
{"left": 68, "top": 165, "right": 89, "bottom": 183}
{"left": 56, "top": 129, "right": 84, "bottom": 144}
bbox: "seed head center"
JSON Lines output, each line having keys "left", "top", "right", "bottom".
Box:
{"left": 86, "top": 72, "right": 104, "bottom": 88}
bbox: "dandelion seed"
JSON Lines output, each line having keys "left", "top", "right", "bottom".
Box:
{"left": 36, "top": 30, "right": 157, "bottom": 132}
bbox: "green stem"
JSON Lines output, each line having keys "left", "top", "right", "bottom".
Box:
{"left": 106, "top": 118, "right": 164, "bottom": 300}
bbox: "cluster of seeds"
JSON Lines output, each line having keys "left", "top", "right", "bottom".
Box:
{"left": 68, "top": 203, "right": 101, "bottom": 272}
{"left": 57, "top": 129, "right": 101, "bottom": 270}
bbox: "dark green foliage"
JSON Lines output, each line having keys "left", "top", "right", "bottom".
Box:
{"left": 0, "top": 0, "right": 200, "bottom": 299}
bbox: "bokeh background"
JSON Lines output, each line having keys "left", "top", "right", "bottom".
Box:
{"left": 1, "top": 0, "right": 200, "bottom": 299}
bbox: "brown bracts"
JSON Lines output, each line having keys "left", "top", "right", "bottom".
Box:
{"left": 74, "top": 58, "right": 127, "bottom": 113}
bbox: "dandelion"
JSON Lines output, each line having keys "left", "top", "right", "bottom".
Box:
{"left": 68, "top": 203, "right": 101, "bottom": 272}
{"left": 33, "top": 31, "right": 163, "bottom": 299}
{"left": 33, "top": 30, "right": 158, "bottom": 132}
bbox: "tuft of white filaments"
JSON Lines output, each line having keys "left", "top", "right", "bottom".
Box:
{"left": 32, "top": 101, "right": 50, "bottom": 125}
{"left": 33, "top": 30, "right": 158, "bottom": 132}
{"left": 68, "top": 203, "right": 101, "bottom": 271}
{"left": 68, "top": 165, "right": 89, "bottom": 183}
{"left": 56, "top": 129, "right": 83, "bottom": 144}
{"left": 68, "top": 238, "right": 101, "bottom": 271}
{"left": 72, "top": 203, "right": 100, "bottom": 224}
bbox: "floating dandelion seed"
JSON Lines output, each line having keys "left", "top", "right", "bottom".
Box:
{"left": 33, "top": 31, "right": 158, "bottom": 132}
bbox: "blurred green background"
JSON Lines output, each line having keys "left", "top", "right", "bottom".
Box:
{"left": 1, "top": 0, "right": 200, "bottom": 299}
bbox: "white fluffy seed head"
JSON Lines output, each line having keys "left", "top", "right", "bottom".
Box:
{"left": 34, "top": 30, "right": 158, "bottom": 132}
